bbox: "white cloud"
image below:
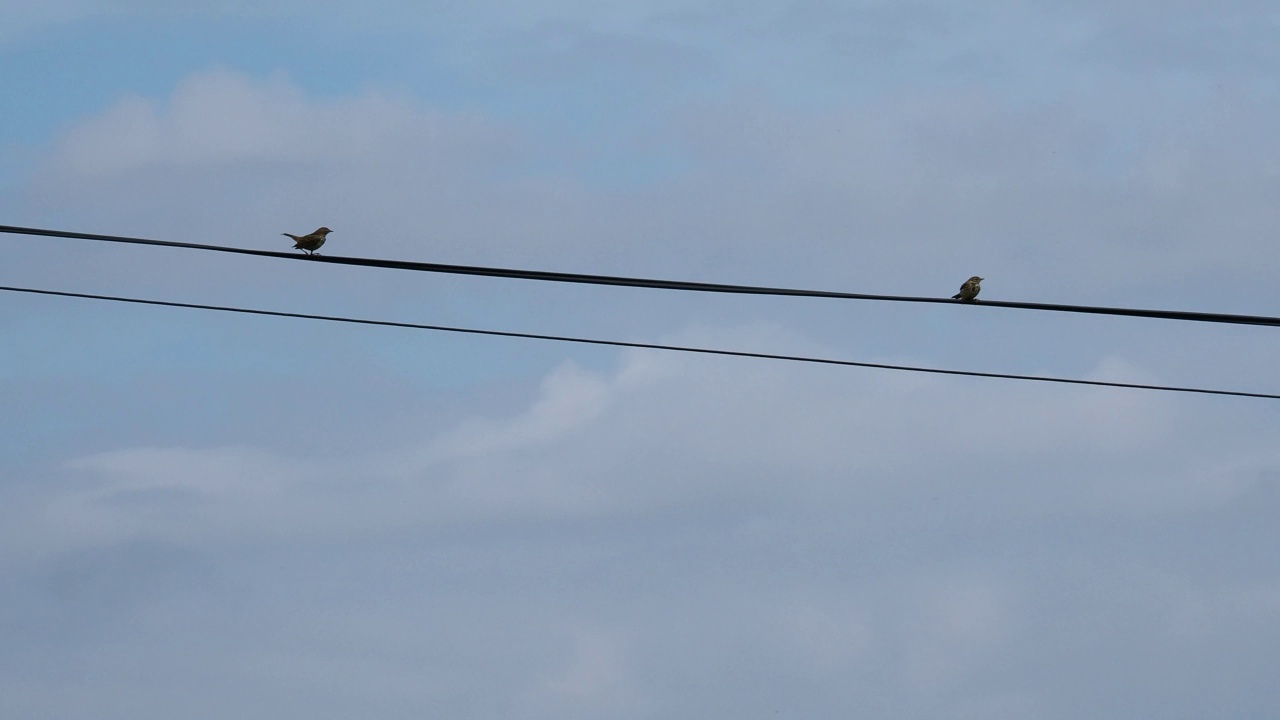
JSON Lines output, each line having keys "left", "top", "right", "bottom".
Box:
{"left": 20, "top": 67, "right": 607, "bottom": 274}
{"left": 5, "top": 322, "right": 1269, "bottom": 572}
{"left": 427, "top": 361, "right": 617, "bottom": 462}
{"left": 899, "top": 573, "right": 1018, "bottom": 695}
{"left": 50, "top": 68, "right": 512, "bottom": 176}
{"left": 525, "top": 624, "right": 643, "bottom": 719}
{"left": 779, "top": 598, "right": 875, "bottom": 672}
{"left": 0, "top": 0, "right": 108, "bottom": 45}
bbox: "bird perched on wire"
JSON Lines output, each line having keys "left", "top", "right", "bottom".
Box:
{"left": 952, "top": 275, "right": 983, "bottom": 302}
{"left": 282, "top": 227, "right": 332, "bottom": 255}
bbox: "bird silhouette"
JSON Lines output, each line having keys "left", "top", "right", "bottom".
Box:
{"left": 282, "top": 227, "right": 332, "bottom": 255}
{"left": 952, "top": 276, "right": 983, "bottom": 302}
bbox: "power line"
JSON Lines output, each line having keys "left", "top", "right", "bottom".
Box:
{"left": 3, "top": 223, "right": 1277, "bottom": 328}
{"left": 2, "top": 283, "right": 1275, "bottom": 401}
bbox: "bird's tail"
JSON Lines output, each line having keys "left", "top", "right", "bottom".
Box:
{"left": 282, "top": 233, "right": 298, "bottom": 241}
{"left": 951, "top": 292, "right": 962, "bottom": 299}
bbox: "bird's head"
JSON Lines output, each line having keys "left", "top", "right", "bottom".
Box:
{"left": 972, "top": 276, "right": 983, "bottom": 283}
{"left": 315, "top": 227, "right": 333, "bottom": 236}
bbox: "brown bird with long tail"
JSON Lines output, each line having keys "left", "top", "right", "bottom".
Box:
{"left": 282, "top": 227, "right": 332, "bottom": 255}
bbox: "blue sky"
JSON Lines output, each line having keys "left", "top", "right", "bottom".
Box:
{"left": 3, "top": 2, "right": 1280, "bottom": 718}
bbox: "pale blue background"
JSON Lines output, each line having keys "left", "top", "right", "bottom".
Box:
{"left": 3, "top": 2, "right": 1280, "bottom": 717}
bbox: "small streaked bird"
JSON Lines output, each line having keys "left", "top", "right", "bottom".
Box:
{"left": 952, "top": 275, "right": 983, "bottom": 302}
{"left": 282, "top": 227, "right": 332, "bottom": 255}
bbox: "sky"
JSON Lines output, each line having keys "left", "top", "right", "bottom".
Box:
{"left": 2, "top": 1, "right": 1280, "bottom": 717}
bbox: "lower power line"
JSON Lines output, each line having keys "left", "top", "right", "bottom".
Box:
{"left": 1, "top": 284, "right": 1275, "bottom": 400}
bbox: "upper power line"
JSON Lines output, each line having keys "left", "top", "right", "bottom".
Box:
{"left": 3, "top": 223, "right": 1278, "bottom": 328}
{"left": 2, "top": 283, "right": 1276, "bottom": 401}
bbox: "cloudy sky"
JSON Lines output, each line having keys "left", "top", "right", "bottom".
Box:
{"left": 3, "top": 1, "right": 1280, "bottom": 717}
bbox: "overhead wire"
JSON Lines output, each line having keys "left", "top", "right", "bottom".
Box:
{"left": 3, "top": 223, "right": 1278, "bottom": 328}
{"left": 2, "top": 284, "right": 1276, "bottom": 401}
